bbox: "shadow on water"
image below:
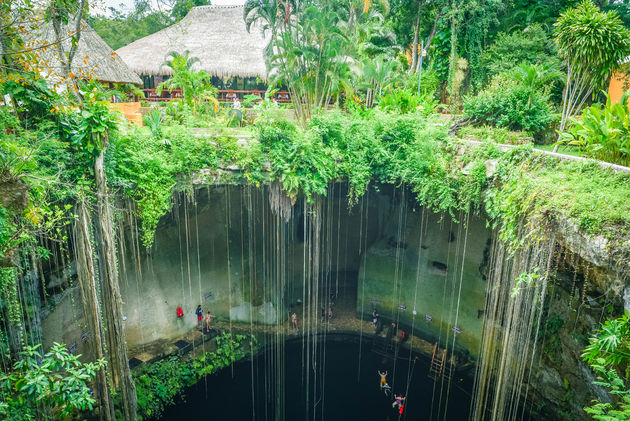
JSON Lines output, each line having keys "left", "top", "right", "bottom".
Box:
{"left": 159, "top": 335, "right": 477, "bottom": 421}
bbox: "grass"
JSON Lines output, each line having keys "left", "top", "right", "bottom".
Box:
{"left": 535, "top": 143, "right": 585, "bottom": 158}
{"left": 530, "top": 160, "right": 630, "bottom": 237}
{"left": 491, "top": 153, "right": 630, "bottom": 241}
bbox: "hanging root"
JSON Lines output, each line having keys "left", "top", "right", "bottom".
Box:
{"left": 471, "top": 227, "right": 556, "bottom": 421}
{"left": 268, "top": 181, "right": 293, "bottom": 223}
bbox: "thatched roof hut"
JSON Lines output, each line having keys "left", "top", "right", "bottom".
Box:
{"left": 116, "top": 5, "right": 269, "bottom": 80}
{"left": 27, "top": 20, "right": 142, "bottom": 85}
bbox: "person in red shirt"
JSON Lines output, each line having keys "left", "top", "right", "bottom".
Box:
{"left": 176, "top": 305, "right": 184, "bottom": 318}
{"left": 195, "top": 305, "right": 203, "bottom": 328}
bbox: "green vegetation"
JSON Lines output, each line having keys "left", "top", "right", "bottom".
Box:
{"left": 582, "top": 314, "right": 630, "bottom": 420}
{"left": 246, "top": 0, "right": 399, "bottom": 123}
{"left": 156, "top": 51, "right": 219, "bottom": 115}
{"left": 485, "top": 153, "right": 630, "bottom": 246}
{"left": 459, "top": 125, "right": 533, "bottom": 145}
{"left": 554, "top": 0, "right": 630, "bottom": 134}
{"left": 134, "top": 333, "right": 254, "bottom": 420}
{"left": 463, "top": 74, "right": 555, "bottom": 137}
{"left": 561, "top": 92, "right": 630, "bottom": 166}
{"left": 111, "top": 125, "right": 227, "bottom": 247}
{"left": 0, "top": 343, "right": 106, "bottom": 421}
{"left": 474, "top": 25, "right": 561, "bottom": 90}
{"left": 2, "top": 0, "right": 630, "bottom": 417}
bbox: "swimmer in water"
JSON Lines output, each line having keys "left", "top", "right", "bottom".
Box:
{"left": 378, "top": 370, "right": 388, "bottom": 388}
{"left": 392, "top": 394, "right": 405, "bottom": 410}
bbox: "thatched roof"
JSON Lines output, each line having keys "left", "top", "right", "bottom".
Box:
{"left": 25, "top": 20, "right": 142, "bottom": 85}
{"left": 116, "top": 5, "right": 269, "bottom": 80}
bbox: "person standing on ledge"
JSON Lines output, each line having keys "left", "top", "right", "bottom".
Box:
{"left": 291, "top": 312, "right": 298, "bottom": 331}
{"left": 205, "top": 311, "right": 215, "bottom": 332}
{"left": 195, "top": 305, "right": 203, "bottom": 329}
{"left": 372, "top": 310, "right": 379, "bottom": 328}
{"left": 176, "top": 305, "right": 184, "bottom": 319}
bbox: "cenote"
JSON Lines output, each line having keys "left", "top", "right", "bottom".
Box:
{"left": 23, "top": 174, "right": 630, "bottom": 421}
{"left": 160, "top": 335, "right": 482, "bottom": 421}
{"left": 3, "top": 5, "right": 630, "bottom": 418}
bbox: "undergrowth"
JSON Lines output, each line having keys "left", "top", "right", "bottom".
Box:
{"left": 12, "top": 110, "right": 630, "bottom": 252}
{"left": 133, "top": 332, "right": 254, "bottom": 420}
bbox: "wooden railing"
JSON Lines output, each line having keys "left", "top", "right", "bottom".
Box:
{"left": 140, "top": 89, "right": 292, "bottom": 103}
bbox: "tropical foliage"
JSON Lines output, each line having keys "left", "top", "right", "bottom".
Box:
{"left": 474, "top": 25, "right": 561, "bottom": 89}
{"left": 3, "top": 0, "right": 630, "bottom": 418}
{"left": 0, "top": 343, "right": 106, "bottom": 421}
{"left": 463, "top": 74, "right": 555, "bottom": 136}
{"left": 156, "top": 51, "right": 219, "bottom": 115}
{"left": 245, "top": 0, "right": 398, "bottom": 123}
{"left": 134, "top": 333, "right": 253, "bottom": 420}
{"left": 554, "top": 0, "right": 630, "bottom": 134}
{"left": 582, "top": 314, "right": 630, "bottom": 420}
{"left": 561, "top": 92, "right": 630, "bottom": 166}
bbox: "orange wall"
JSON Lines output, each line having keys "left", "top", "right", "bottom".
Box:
{"left": 108, "top": 102, "right": 143, "bottom": 127}
{"left": 609, "top": 70, "right": 629, "bottom": 108}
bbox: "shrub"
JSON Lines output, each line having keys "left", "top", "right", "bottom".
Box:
{"left": 134, "top": 333, "right": 252, "bottom": 421}
{"left": 459, "top": 125, "right": 533, "bottom": 145}
{"left": 0, "top": 343, "right": 105, "bottom": 421}
{"left": 475, "top": 25, "right": 561, "bottom": 90}
{"left": 463, "top": 77, "right": 554, "bottom": 135}
{"left": 560, "top": 92, "right": 630, "bottom": 166}
{"left": 377, "top": 89, "right": 438, "bottom": 116}
{"left": 404, "top": 68, "right": 441, "bottom": 98}
{"left": 143, "top": 108, "right": 163, "bottom": 139}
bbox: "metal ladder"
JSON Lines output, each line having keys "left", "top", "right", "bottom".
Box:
{"left": 429, "top": 343, "right": 450, "bottom": 381}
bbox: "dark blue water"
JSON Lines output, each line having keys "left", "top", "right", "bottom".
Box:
{"left": 160, "top": 335, "right": 476, "bottom": 421}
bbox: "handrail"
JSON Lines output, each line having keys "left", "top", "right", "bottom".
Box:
{"left": 462, "top": 138, "right": 630, "bottom": 174}
{"left": 140, "top": 88, "right": 292, "bottom": 103}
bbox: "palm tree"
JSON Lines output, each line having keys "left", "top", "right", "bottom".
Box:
{"left": 506, "top": 62, "right": 563, "bottom": 105}
{"left": 244, "top": 0, "right": 282, "bottom": 57}
{"left": 361, "top": 55, "right": 399, "bottom": 108}
{"left": 156, "top": 50, "right": 218, "bottom": 115}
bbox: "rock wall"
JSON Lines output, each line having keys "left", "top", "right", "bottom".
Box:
{"left": 42, "top": 184, "right": 490, "bottom": 353}
{"left": 356, "top": 190, "right": 491, "bottom": 356}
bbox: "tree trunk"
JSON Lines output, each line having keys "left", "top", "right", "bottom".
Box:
{"left": 75, "top": 200, "right": 115, "bottom": 421}
{"left": 94, "top": 132, "right": 138, "bottom": 421}
{"left": 417, "top": 12, "right": 440, "bottom": 73}
{"left": 410, "top": 15, "right": 420, "bottom": 75}
{"left": 447, "top": 16, "right": 459, "bottom": 103}
{"left": 50, "top": 0, "right": 87, "bottom": 100}
{"left": 0, "top": 267, "right": 23, "bottom": 360}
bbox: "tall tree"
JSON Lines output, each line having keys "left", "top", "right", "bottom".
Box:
{"left": 553, "top": 0, "right": 630, "bottom": 146}
{"left": 46, "top": 0, "right": 88, "bottom": 96}
{"left": 73, "top": 94, "right": 139, "bottom": 421}
{"left": 94, "top": 130, "right": 138, "bottom": 421}
{"left": 75, "top": 200, "right": 115, "bottom": 421}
